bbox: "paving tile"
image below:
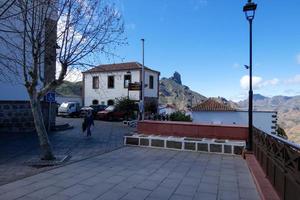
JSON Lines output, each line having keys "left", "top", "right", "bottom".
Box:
{"left": 218, "top": 189, "right": 239, "bottom": 200}
{"left": 71, "top": 192, "right": 102, "bottom": 200}
{"left": 197, "top": 182, "right": 218, "bottom": 194}
{"left": 174, "top": 185, "right": 198, "bottom": 197}
{"left": 121, "top": 188, "right": 151, "bottom": 200}
{"left": 147, "top": 186, "right": 175, "bottom": 199}
{"left": 58, "top": 184, "right": 90, "bottom": 197}
{"left": 105, "top": 175, "right": 126, "bottom": 184}
{"left": 96, "top": 188, "right": 128, "bottom": 200}
{"left": 181, "top": 177, "right": 201, "bottom": 187}
{"left": 239, "top": 188, "right": 260, "bottom": 200}
{"left": 46, "top": 193, "right": 71, "bottom": 200}
{"left": 193, "top": 192, "right": 217, "bottom": 200}
{"left": 135, "top": 180, "right": 162, "bottom": 190}
{"left": 169, "top": 194, "right": 194, "bottom": 200}
{"left": 159, "top": 178, "right": 181, "bottom": 189}
{"left": 201, "top": 176, "right": 219, "bottom": 184}
{"left": 219, "top": 180, "right": 238, "bottom": 191}
{"left": 27, "top": 186, "right": 64, "bottom": 199}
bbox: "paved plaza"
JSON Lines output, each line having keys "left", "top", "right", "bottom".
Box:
{"left": 0, "top": 146, "right": 260, "bottom": 200}
{"left": 0, "top": 117, "right": 133, "bottom": 185}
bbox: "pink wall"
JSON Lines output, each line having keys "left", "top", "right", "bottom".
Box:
{"left": 137, "top": 120, "right": 248, "bottom": 140}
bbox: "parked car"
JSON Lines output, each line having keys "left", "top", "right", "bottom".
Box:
{"left": 58, "top": 102, "right": 81, "bottom": 117}
{"left": 80, "top": 105, "right": 107, "bottom": 117}
{"left": 96, "top": 106, "right": 126, "bottom": 121}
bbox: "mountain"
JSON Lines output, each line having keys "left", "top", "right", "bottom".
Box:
{"left": 159, "top": 72, "right": 207, "bottom": 110}
{"left": 238, "top": 94, "right": 300, "bottom": 143}
{"left": 56, "top": 81, "right": 82, "bottom": 97}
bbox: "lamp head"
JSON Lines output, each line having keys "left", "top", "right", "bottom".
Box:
{"left": 243, "top": 0, "right": 257, "bottom": 20}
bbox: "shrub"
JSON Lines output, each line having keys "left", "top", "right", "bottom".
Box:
{"left": 115, "top": 97, "right": 138, "bottom": 120}
{"left": 169, "top": 111, "right": 192, "bottom": 122}
{"left": 277, "top": 125, "right": 288, "bottom": 139}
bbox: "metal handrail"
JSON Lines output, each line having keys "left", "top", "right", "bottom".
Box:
{"left": 254, "top": 127, "right": 300, "bottom": 151}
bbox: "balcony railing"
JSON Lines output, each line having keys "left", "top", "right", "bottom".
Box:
{"left": 253, "top": 127, "right": 300, "bottom": 200}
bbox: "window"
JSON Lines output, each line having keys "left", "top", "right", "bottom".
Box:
{"left": 92, "top": 76, "right": 99, "bottom": 89}
{"left": 149, "top": 75, "right": 154, "bottom": 89}
{"left": 107, "top": 99, "right": 114, "bottom": 106}
{"left": 108, "top": 76, "right": 114, "bottom": 88}
{"left": 101, "top": 101, "right": 105, "bottom": 105}
{"left": 124, "top": 75, "right": 131, "bottom": 88}
{"left": 92, "top": 99, "right": 99, "bottom": 105}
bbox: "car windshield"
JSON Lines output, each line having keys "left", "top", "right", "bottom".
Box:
{"left": 60, "top": 103, "right": 69, "bottom": 108}
{"left": 105, "top": 106, "right": 115, "bottom": 111}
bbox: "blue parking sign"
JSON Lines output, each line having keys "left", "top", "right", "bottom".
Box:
{"left": 46, "top": 92, "right": 55, "bottom": 103}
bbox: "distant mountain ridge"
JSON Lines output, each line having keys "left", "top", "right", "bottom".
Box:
{"left": 159, "top": 72, "right": 207, "bottom": 110}
{"left": 56, "top": 81, "right": 82, "bottom": 97}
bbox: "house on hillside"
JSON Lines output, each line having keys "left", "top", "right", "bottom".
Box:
{"left": 158, "top": 104, "right": 177, "bottom": 115}
{"left": 191, "top": 98, "right": 277, "bottom": 134}
{"left": 82, "top": 62, "right": 160, "bottom": 107}
{"left": 0, "top": 3, "right": 57, "bottom": 133}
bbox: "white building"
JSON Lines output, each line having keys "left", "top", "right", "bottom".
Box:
{"left": 82, "top": 62, "right": 160, "bottom": 107}
{"left": 0, "top": 2, "right": 57, "bottom": 132}
{"left": 191, "top": 99, "right": 277, "bottom": 134}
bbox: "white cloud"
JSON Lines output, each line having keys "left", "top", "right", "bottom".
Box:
{"left": 297, "top": 53, "right": 300, "bottom": 64}
{"left": 286, "top": 74, "right": 300, "bottom": 84}
{"left": 56, "top": 62, "right": 83, "bottom": 82}
{"left": 240, "top": 75, "right": 279, "bottom": 90}
{"left": 240, "top": 75, "right": 262, "bottom": 90}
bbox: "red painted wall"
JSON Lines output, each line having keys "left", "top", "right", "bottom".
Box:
{"left": 137, "top": 120, "right": 248, "bottom": 140}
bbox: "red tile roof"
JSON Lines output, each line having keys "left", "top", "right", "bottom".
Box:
{"left": 192, "top": 98, "right": 236, "bottom": 112}
{"left": 83, "top": 62, "right": 160, "bottom": 74}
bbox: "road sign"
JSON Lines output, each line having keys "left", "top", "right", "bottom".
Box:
{"left": 46, "top": 92, "right": 55, "bottom": 103}
{"left": 128, "top": 83, "right": 141, "bottom": 91}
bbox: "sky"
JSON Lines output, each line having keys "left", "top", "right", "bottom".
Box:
{"left": 73, "top": 0, "right": 300, "bottom": 102}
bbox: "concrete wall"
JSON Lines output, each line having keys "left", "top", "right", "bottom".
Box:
{"left": 192, "top": 111, "right": 277, "bottom": 134}
{"left": 0, "top": 101, "right": 53, "bottom": 133}
{"left": 83, "top": 69, "right": 159, "bottom": 106}
{"left": 137, "top": 120, "right": 248, "bottom": 140}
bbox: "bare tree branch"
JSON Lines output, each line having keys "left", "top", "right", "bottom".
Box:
{"left": 0, "top": 0, "right": 125, "bottom": 160}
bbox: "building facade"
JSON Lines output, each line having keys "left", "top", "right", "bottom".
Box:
{"left": 191, "top": 99, "right": 277, "bottom": 134}
{"left": 83, "top": 62, "right": 160, "bottom": 107}
{"left": 0, "top": 3, "right": 57, "bottom": 133}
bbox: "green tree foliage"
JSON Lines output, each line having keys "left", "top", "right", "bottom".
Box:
{"left": 277, "top": 125, "right": 288, "bottom": 139}
{"left": 115, "top": 97, "right": 138, "bottom": 120}
{"left": 169, "top": 111, "right": 192, "bottom": 122}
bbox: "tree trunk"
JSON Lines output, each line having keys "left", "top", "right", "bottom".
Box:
{"left": 29, "top": 91, "right": 55, "bottom": 160}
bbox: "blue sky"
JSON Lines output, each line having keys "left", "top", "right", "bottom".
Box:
{"left": 106, "top": 0, "right": 300, "bottom": 101}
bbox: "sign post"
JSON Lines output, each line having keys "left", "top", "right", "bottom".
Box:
{"left": 45, "top": 92, "right": 55, "bottom": 132}
{"left": 128, "top": 83, "right": 141, "bottom": 91}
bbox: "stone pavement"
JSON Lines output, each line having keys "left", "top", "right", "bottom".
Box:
{"left": 0, "top": 146, "right": 260, "bottom": 200}
{"left": 0, "top": 117, "right": 134, "bottom": 185}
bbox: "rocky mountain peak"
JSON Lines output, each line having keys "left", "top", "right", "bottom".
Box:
{"left": 170, "top": 71, "right": 182, "bottom": 85}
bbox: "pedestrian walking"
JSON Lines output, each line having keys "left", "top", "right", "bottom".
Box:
{"left": 82, "top": 110, "right": 94, "bottom": 137}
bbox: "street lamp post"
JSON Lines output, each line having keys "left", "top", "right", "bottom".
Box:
{"left": 141, "top": 39, "right": 145, "bottom": 121}
{"left": 243, "top": 0, "right": 257, "bottom": 151}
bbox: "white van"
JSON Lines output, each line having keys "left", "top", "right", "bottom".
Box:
{"left": 58, "top": 102, "right": 81, "bottom": 117}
